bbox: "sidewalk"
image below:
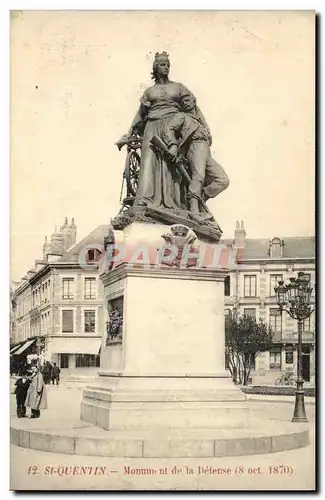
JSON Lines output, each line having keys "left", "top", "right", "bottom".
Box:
{"left": 10, "top": 384, "right": 315, "bottom": 441}
{"left": 9, "top": 376, "right": 316, "bottom": 407}
{"left": 9, "top": 384, "right": 316, "bottom": 491}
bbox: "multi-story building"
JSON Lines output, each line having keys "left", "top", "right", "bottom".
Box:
{"left": 10, "top": 219, "right": 108, "bottom": 373}
{"left": 224, "top": 221, "right": 315, "bottom": 385}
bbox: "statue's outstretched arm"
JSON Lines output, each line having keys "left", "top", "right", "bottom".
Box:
{"left": 128, "top": 104, "right": 148, "bottom": 136}
{"left": 115, "top": 103, "right": 148, "bottom": 149}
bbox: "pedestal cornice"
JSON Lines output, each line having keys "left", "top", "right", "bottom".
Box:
{"left": 101, "top": 263, "right": 228, "bottom": 287}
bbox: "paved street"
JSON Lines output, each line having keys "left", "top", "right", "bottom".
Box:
{"left": 10, "top": 382, "right": 316, "bottom": 491}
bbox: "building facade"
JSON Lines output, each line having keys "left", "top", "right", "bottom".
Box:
{"left": 223, "top": 221, "right": 316, "bottom": 385}
{"left": 11, "top": 219, "right": 108, "bottom": 373}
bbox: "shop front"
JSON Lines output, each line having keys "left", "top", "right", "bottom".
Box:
{"left": 46, "top": 336, "right": 102, "bottom": 376}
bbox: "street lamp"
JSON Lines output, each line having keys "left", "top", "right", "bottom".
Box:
{"left": 274, "top": 272, "right": 314, "bottom": 423}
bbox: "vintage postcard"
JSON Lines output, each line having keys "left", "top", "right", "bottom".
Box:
{"left": 10, "top": 10, "right": 315, "bottom": 491}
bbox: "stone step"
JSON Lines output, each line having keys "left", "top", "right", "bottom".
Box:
{"left": 10, "top": 417, "right": 309, "bottom": 458}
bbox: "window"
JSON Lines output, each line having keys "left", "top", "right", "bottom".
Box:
{"left": 84, "top": 310, "right": 96, "bottom": 333}
{"left": 225, "top": 309, "right": 232, "bottom": 319}
{"left": 62, "top": 278, "right": 74, "bottom": 299}
{"left": 62, "top": 310, "right": 74, "bottom": 333}
{"left": 244, "top": 308, "right": 256, "bottom": 318}
{"left": 224, "top": 276, "right": 230, "bottom": 296}
{"left": 270, "top": 274, "right": 283, "bottom": 297}
{"left": 60, "top": 354, "right": 69, "bottom": 368}
{"left": 269, "top": 347, "right": 281, "bottom": 369}
{"left": 270, "top": 308, "right": 282, "bottom": 332}
{"left": 84, "top": 278, "right": 96, "bottom": 299}
{"left": 285, "top": 345, "right": 294, "bottom": 364}
{"left": 244, "top": 275, "right": 256, "bottom": 297}
{"left": 76, "top": 354, "right": 100, "bottom": 368}
{"left": 302, "top": 317, "right": 310, "bottom": 332}
{"left": 86, "top": 249, "right": 101, "bottom": 263}
{"left": 270, "top": 237, "right": 283, "bottom": 258}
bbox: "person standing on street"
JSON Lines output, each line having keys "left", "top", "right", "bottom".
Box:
{"left": 14, "top": 372, "right": 30, "bottom": 418}
{"left": 25, "top": 364, "right": 48, "bottom": 418}
{"left": 42, "top": 361, "right": 51, "bottom": 385}
{"left": 51, "top": 362, "right": 60, "bottom": 385}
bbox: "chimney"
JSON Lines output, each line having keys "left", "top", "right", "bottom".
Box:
{"left": 51, "top": 231, "right": 65, "bottom": 255}
{"left": 234, "top": 220, "right": 246, "bottom": 247}
{"left": 34, "top": 259, "right": 46, "bottom": 272}
{"left": 46, "top": 253, "right": 62, "bottom": 263}
{"left": 68, "top": 217, "right": 77, "bottom": 247}
{"left": 43, "top": 236, "right": 52, "bottom": 261}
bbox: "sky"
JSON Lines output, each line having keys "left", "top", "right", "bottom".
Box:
{"left": 10, "top": 10, "right": 315, "bottom": 282}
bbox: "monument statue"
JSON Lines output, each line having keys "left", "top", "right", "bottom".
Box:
{"left": 78, "top": 53, "right": 309, "bottom": 463}
{"left": 113, "top": 52, "right": 229, "bottom": 241}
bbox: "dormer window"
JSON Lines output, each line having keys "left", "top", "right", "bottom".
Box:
{"left": 270, "top": 237, "right": 283, "bottom": 258}
{"left": 86, "top": 248, "right": 102, "bottom": 263}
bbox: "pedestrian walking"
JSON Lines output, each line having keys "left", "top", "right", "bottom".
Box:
{"left": 42, "top": 361, "right": 51, "bottom": 385}
{"left": 51, "top": 362, "right": 60, "bottom": 385}
{"left": 14, "top": 373, "right": 31, "bottom": 418}
{"left": 25, "top": 364, "right": 48, "bottom": 418}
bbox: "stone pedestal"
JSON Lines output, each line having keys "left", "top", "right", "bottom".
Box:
{"left": 81, "top": 222, "right": 248, "bottom": 435}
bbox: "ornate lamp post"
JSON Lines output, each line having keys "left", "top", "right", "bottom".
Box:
{"left": 274, "top": 272, "right": 314, "bottom": 423}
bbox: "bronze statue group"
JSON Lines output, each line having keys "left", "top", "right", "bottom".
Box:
{"left": 116, "top": 52, "right": 229, "bottom": 219}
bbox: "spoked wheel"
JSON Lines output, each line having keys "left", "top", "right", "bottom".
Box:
{"left": 274, "top": 378, "right": 281, "bottom": 386}
{"left": 289, "top": 378, "right": 296, "bottom": 387}
{"left": 125, "top": 150, "right": 141, "bottom": 197}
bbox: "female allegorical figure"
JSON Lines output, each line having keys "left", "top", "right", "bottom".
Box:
{"left": 118, "top": 52, "right": 211, "bottom": 210}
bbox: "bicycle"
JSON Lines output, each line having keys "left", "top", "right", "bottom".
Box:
{"left": 274, "top": 372, "right": 296, "bottom": 386}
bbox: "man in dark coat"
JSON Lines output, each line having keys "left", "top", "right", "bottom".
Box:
{"left": 14, "top": 374, "right": 31, "bottom": 418}
{"left": 25, "top": 364, "right": 48, "bottom": 418}
{"left": 42, "top": 361, "right": 52, "bottom": 384}
{"left": 51, "top": 362, "right": 61, "bottom": 385}
{"left": 162, "top": 95, "right": 229, "bottom": 215}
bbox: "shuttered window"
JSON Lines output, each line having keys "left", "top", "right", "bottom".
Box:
{"left": 62, "top": 310, "right": 73, "bottom": 333}
{"left": 244, "top": 308, "right": 256, "bottom": 318}
{"left": 84, "top": 310, "right": 96, "bottom": 333}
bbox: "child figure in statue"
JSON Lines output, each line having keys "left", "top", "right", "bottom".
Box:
{"left": 162, "top": 95, "right": 229, "bottom": 215}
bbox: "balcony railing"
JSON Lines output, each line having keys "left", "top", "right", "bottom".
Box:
{"left": 273, "top": 330, "right": 315, "bottom": 343}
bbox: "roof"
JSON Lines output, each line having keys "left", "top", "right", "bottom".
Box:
{"left": 220, "top": 236, "right": 315, "bottom": 260}
{"left": 58, "top": 224, "right": 109, "bottom": 263}
{"left": 60, "top": 226, "right": 315, "bottom": 264}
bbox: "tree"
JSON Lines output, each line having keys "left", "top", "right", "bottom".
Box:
{"left": 225, "top": 314, "right": 274, "bottom": 385}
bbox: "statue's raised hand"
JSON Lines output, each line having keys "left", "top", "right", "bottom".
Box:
{"left": 115, "top": 134, "right": 131, "bottom": 151}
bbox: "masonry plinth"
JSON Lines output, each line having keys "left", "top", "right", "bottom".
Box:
{"left": 80, "top": 222, "right": 249, "bottom": 435}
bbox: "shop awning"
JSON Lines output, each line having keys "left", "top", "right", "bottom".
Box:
{"left": 50, "top": 337, "right": 102, "bottom": 355}
{"left": 13, "top": 338, "right": 36, "bottom": 355}
{"left": 10, "top": 343, "right": 24, "bottom": 355}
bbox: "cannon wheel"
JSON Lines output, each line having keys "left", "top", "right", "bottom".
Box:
{"left": 125, "top": 150, "right": 141, "bottom": 197}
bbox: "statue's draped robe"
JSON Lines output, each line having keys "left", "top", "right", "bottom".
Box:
{"left": 130, "top": 82, "right": 210, "bottom": 210}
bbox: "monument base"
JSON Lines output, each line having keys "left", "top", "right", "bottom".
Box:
{"left": 82, "top": 221, "right": 247, "bottom": 435}
{"left": 80, "top": 374, "right": 248, "bottom": 431}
